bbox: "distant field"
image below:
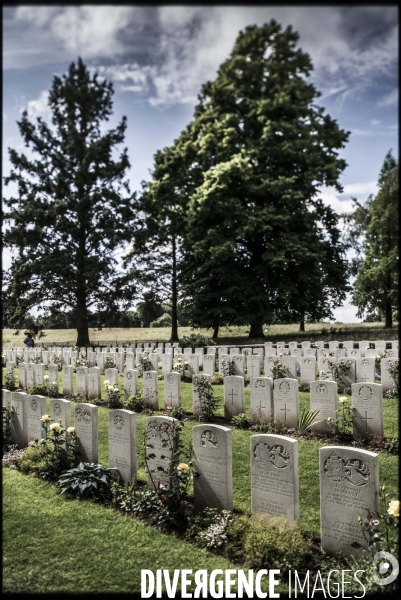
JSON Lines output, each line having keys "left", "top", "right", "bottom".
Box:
{"left": 1, "top": 321, "right": 398, "bottom": 347}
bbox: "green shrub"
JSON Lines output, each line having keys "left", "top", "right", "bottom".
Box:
{"left": 55, "top": 462, "right": 114, "bottom": 501}
{"left": 150, "top": 313, "right": 172, "bottom": 327}
{"left": 124, "top": 394, "right": 147, "bottom": 412}
{"left": 231, "top": 413, "right": 251, "bottom": 430}
{"left": 27, "top": 383, "right": 48, "bottom": 396}
{"left": 226, "top": 514, "right": 312, "bottom": 571}
{"left": 180, "top": 333, "right": 215, "bottom": 349}
{"left": 170, "top": 406, "right": 186, "bottom": 420}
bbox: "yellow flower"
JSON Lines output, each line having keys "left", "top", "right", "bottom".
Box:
{"left": 108, "top": 385, "right": 114, "bottom": 391}
{"left": 42, "top": 414, "right": 50, "bottom": 422}
{"left": 52, "top": 381, "right": 57, "bottom": 385}
{"left": 388, "top": 500, "right": 400, "bottom": 517}
{"left": 104, "top": 380, "right": 110, "bottom": 386}
{"left": 44, "top": 375, "right": 49, "bottom": 380}
{"left": 67, "top": 427, "right": 75, "bottom": 434}
{"left": 327, "top": 417, "right": 332, "bottom": 422}
{"left": 319, "top": 370, "right": 325, "bottom": 375}
{"left": 339, "top": 396, "right": 348, "bottom": 403}
{"left": 177, "top": 463, "right": 190, "bottom": 473}
{"left": 50, "top": 423, "right": 61, "bottom": 432}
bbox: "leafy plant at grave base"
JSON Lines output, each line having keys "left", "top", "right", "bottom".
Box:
{"left": 15, "top": 417, "right": 79, "bottom": 481}
{"left": 172, "top": 355, "right": 184, "bottom": 376}
{"left": 224, "top": 514, "right": 313, "bottom": 571}
{"left": 2, "top": 443, "right": 26, "bottom": 469}
{"left": 326, "top": 395, "right": 353, "bottom": 442}
{"left": 210, "top": 374, "right": 224, "bottom": 385}
{"left": 353, "top": 487, "right": 399, "bottom": 593}
{"left": 4, "top": 371, "right": 17, "bottom": 391}
{"left": 144, "top": 421, "right": 195, "bottom": 530}
{"left": 221, "top": 356, "right": 235, "bottom": 377}
{"left": 328, "top": 358, "right": 354, "bottom": 391}
{"left": 297, "top": 407, "right": 322, "bottom": 436}
{"left": 102, "top": 356, "right": 117, "bottom": 374}
{"left": 368, "top": 434, "right": 399, "bottom": 455}
{"left": 194, "top": 375, "right": 221, "bottom": 422}
{"left": 74, "top": 352, "right": 88, "bottom": 372}
{"left": 55, "top": 462, "right": 115, "bottom": 502}
{"left": 123, "top": 393, "right": 148, "bottom": 413}
{"left": 249, "top": 419, "right": 288, "bottom": 435}
{"left": 385, "top": 388, "right": 398, "bottom": 399}
{"left": 32, "top": 355, "right": 43, "bottom": 364}
{"left": 170, "top": 407, "right": 186, "bottom": 420}
{"left": 231, "top": 413, "right": 251, "bottom": 430}
{"left": 136, "top": 351, "right": 153, "bottom": 376}
{"left": 180, "top": 333, "right": 215, "bottom": 349}
{"left": 2, "top": 406, "right": 14, "bottom": 453}
{"left": 270, "top": 358, "right": 289, "bottom": 380}
{"left": 193, "top": 510, "right": 234, "bottom": 550}
{"left": 103, "top": 380, "right": 123, "bottom": 409}
{"left": 27, "top": 375, "right": 60, "bottom": 398}
{"left": 111, "top": 481, "right": 162, "bottom": 515}
{"left": 49, "top": 353, "right": 63, "bottom": 371}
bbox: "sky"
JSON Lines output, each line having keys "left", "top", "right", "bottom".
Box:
{"left": 2, "top": 4, "right": 399, "bottom": 323}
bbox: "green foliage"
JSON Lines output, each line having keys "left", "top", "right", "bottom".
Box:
{"left": 297, "top": 407, "right": 321, "bottom": 435}
{"left": 55, "top": 462, "right": 114, "bottom": 501}
{"left": 231, "top": 413, "right": 251, "bottom": 430}
{"left": 180, "top": 333, "right": 216, "bottom": 349}
{"left": 3, "top": 58, "right": 136, "bottom": 346}
{"left": 193, "top": 375, "right": 221, "bottom": 422}
{"left": 170, "top": 406, "right": 186, "bottom": 420}
{"left": 2, "top": 406, "right": 14, "bottom": 452}
{"left": 150, "top": 313, "right": 173, "bottom": 327}
{"left": 4, "top": 371, "right": 17, "bottom": 391}
{"left": 124, "top": 393, "right": 147, "bottom": 413}
{"left": 226, "top": 514, "right": 312, "bottom": 571}
{"left": 270, "top": 359, "right": 289, "bottom": 380}
{"left": 350, "top": 150, "right": 398, "bottom": 328}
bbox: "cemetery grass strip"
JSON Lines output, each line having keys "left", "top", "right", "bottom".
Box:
{"left": 4, "top": 467, "right": 278, "bottom": 595}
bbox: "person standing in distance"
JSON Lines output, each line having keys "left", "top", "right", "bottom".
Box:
{"left": 23, "top": 333, "right": 35, "bottom": 347}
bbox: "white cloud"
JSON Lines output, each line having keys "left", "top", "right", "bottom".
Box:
{"left": 25, "top": 90, "right": 51, "bottom": 120}
{"left": 377, "top": 87, "right": 398, "bottom": 107}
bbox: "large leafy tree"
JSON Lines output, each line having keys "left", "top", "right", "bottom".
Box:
{"left": 176, "top": 20, "right": 350, "bottom": 337}
{"left": 351, "top": 150, "right": 398, "bottom": 328}
{"left": 3, "top": 58, "right": 136, "bottom": 345}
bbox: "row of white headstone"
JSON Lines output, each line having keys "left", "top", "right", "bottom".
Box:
{"left": 1, "top": 390, "right": 380, "bottom": 560}
{"left": 5, "top": 353, "right": 397, "bottom": 400}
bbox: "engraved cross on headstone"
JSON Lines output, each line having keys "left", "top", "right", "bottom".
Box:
{"left": 280, "top": 403, "right": 291, "bottom": 423}
{"left": 358, "top": 410, "right": 373, "bottom": 433}
{"left": 229, "top": 389, "right": 237, "bottom": 406}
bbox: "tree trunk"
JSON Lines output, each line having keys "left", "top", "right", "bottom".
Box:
{"left": 76, "top": 302, "right": 90, "bottom": 346}
{"left": 299, "top": 314, "right": 305, "bottom": 332}
{"left": 212, "top": 323, "right": 219, "bottom": 339}
{"left": 169, "top": 234, "right": 179, "bottom": 342}
{"left": 385, "top": 298, "right": 393, "bottom": 329}
{"left": 249, "top": 317, "right": 265, "bottom": 339}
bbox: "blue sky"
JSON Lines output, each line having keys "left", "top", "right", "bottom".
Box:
{"left": 2, "top": 4, "right": 399, "bottom": 323}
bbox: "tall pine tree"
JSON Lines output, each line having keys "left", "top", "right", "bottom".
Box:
{"left": 3, "top": 58, "right": 136, "bottom": 345}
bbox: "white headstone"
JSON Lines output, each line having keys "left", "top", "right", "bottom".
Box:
{"left": 265, "top": 348, "right": 277, "bottom": 356}
{"left": 108, "top": 409, "right": 136, "bottom": 484}
{"left": 187, "top": 354, "right": 199, "bottom": 377}
{"left": 76, "top": 366, "right": 88, "bottom": 399}
{"left": 143, "top": 371, "right": 159, "bottom": 410}
{"left": 164, "top": 372, "right": 181, "bottom": 409}
{"left": 50, "top": 398, "right": 71, "bottom": 432}
{"left": 88, "top": 367, "right": 101, "bottom": 401}
{"left": 348, "top": 349, "right": 361, "bottom": 358}
{"left": 229, "top": 347, "right": 240, "bottom": 355}
{"left": 281, "top": 355, "right": 297, "bottom": 379}
{"left": 124, "top": 369, "right": 138, "bottom": 398}
{"left": 223, "top": 375, "right": 245, "bottom": 419}
{"left": 195, "top": 347, "right": 204, "bottom": 367}
{"left": 161, "top": 353, "right": 173, "bottom": 374}
{"left": 202, "top": 354, "right": 215, "bottom": 376}
{"left": 193, "top": 424, "right": 233, "bottom": 511}
{"left": 246, "top": 355, "right": 261, "bottom": 378}
{"left": 74, "top": 403, "right": 98, "bottom": 463}
{"left": 62, "top": 365, "right": 74, "bottom": 398}
{"left": 26, "top": 395, "right": 47, "bottom": 443}
{"left": 149, "top": 352, "right": 159, "bottom": 372}
{"left": 251, "top": 434, "right": 299, "bottom": 522}
{"left": 264, "top": 355, "right": 279, "bottom": 378}
{"left": 105, "top": 367, "right": 119, "bottom": 385}
{"left": 231, "top": 354, "right": 245, "bottom": 377}
{"left": 310, "top": 380, "right": 338, "bottom": 434}
{"left": 10, "top": 391, "right": 28, "bottom": 447}
{"left": 273, "top": 378, "right": 299, "bottom": 429}
{"left": 115, "top": 352, "right": 124, "bottom": 374}
{"left": 299, "top": 356, "right": 316, "bottom": 388}
{"left": 192, "top": 374, "right": 212, "bottom": 418}
{"left": 381, "top": 357, "right": 398, "bottom": 396}
{"left": 125, "top": 352, "right": 135, "bottom": 371}
{"left": 320, "top": 446, "right": 379, "bottom": 557}
{"left": 145, "top": 416, "right": 178, "bottom": 489}
{"left": 25, "top": 363, "right": 36, "bottom": 389}
{"left": 352, "top": 383, "right": 383, "bottom": 441}
{"left": 355, "top": 358, "right": 375, "bottom": 383}
{"left": 250, "top": 377, "right": 273, "bottom": 424}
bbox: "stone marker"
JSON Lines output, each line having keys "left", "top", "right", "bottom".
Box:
{"left": 194, "top": 347, "right": 204, "bottom": 367}
{"left": 336, "top": 357, "right": 356, "bottom": 390}
{"left": 62, "top": 365, "right": 74, "bottom": 398}
{"left": 218, "top": 353, "right": 230, "bottom": 375}
{"left": 76, "top": 366, "right": 89, "bottom": 399}
{"left": 123, "top": 369, "right": 138, "bottom": 398}
{"left": 74, "top": 403, "right": 98, "bottom": 463}
{"left": 318, "top": 356, "right": 335, "bottom": 381}
{"left": 161, "top": 353, "right": 173, "bottom": 374}
{"left": 50, "top": 398, "right": 71, "bottom": 433}
{"left": 125, "top": 352, "right": 135, "bottom": 371}
{"left": 164, "top": 372, "right": 181, "bottom": 409}
{"left": 251, "top": 434, "right": 299, "bottom": 522}
{"left": 223, "top": 375, "right": 245, "bottom": 419}
{"left": 328, "top": 341, "right": 340, "bottom": 350}
{"left": 192, "top": 374, "right": 212, "bottom": 418}
{"left": 229, "top": 347, "right": 240, "bottom": 355}
{"left": 355, "top": 358, "right": 375, "bottom": 383}
{"left": 143, "top": 371, "right": 159, "bottom": 410}
{"left": 265, "top": 348, "right": 277, "bottom": 356}
{"left": 105, "top": 367, "right": 119, "bottom": 386}
{"left": 352, "top": 383, "right": 383, "bottom": 441}
{"left": 303, "top": 348, "right": 317, "bottom": 358}
{"left": 250, "top": 377, "right": 273, "bottom": 424}
{"left": 202, "top": 354, "right": 215, "bottom": 376}
{"left": 348, "top": 349, "right": 361, "bottom": 358}
{"left": 145, "top": 416, "right": 178, "bottom": 488}
{"left": 231, "top": 354, "right": 245, "bottom": 377}
{"left": 9, "top": 391, "right": 28, "bottom": 447}
{"left": 149, "top": 352, "right": 159, "bottom": 372}
{"left": 183, "top": 347, "right": 193, "bottom": 357}
{"left": 381, "top": 357, "right": 398, "bottom": 396}
{"left": 34, "top": 363, "right": 45, "bottom": 385}
{"left": 301, "top": 341, "right": 311, "bottom": 349}
{"left": 310, "top": 381, "right": 338, "bottom": 434}
{"left": 26, "top": 395, "right": 47, "bottom": 444}
{"left": 281, "top": 355, "right": 297, "bottom": 379}
{"left": 264, "top": 355, "right": 279, "bottom": 378}
{"left": 193, "top": 424, "right": 233, "bottom": 511}
{"left": 115, "top": 352, "right": 124, "bottom": 374}
{"left": 288, "top": 341, "right": 298, "bottom": 350}
{"left": 273, "top": 378, "right": 299, "bottom": 429}
{"left": 320, "top": 446, "right": 379, "bottom": 557}
{"left": 385, "top": 348, "right": 398, "bottom": 358}
{"left": 108, "top": 409, "right": 136, "bottom": 484}
{"left": 25, "top": 363, "right": 36, "bottom": 389}
{"left": 300, "top": 356, "right": 316, "bottom": 388}
{"left": 187, "top": 354, "right": 199, "bottom": 377}
{"left": 87, "top": 367, "right": 101, "bottom": 400}
{"left": 246, "top": 355, "right": 261, "bottom": 378}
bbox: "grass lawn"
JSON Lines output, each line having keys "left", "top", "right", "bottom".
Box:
{"left": 2, "top": 366, "right": 399, "bottom": 595}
